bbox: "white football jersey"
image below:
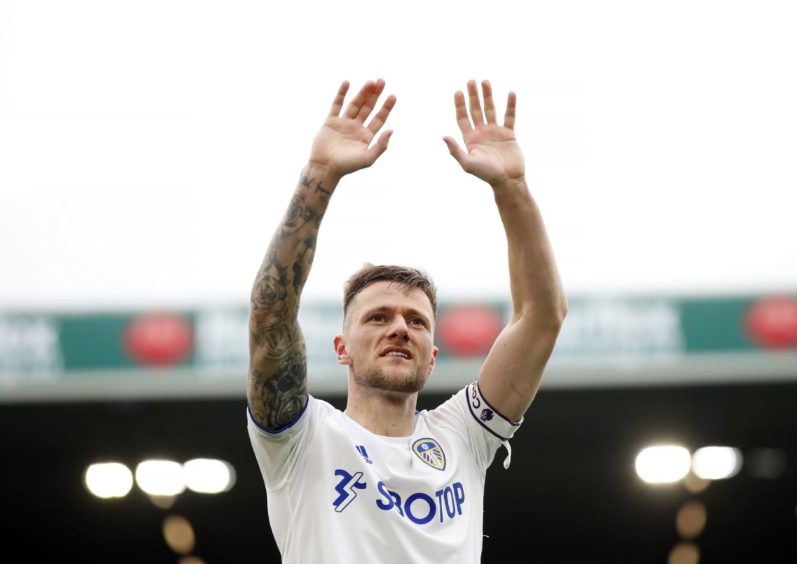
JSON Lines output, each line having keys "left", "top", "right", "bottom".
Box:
{"left": 247, "top": 381, "right": 522, "bottom": 564}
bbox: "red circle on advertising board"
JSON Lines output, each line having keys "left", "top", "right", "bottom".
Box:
{"left": 745, "top": 296, "right": 797, "bottom": 350}
{"left": 123, "top": 313, "right": 193, "bottom": 366}
{"left": 436, "top": 305, "right": 504, "bottom": 357}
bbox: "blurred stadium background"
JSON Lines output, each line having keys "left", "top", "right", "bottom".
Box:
{"left": 2, "top": 293, "right": 796, "bottom": 562}
{"left": 3, "top": 2, "right": 797, "bottom": 562}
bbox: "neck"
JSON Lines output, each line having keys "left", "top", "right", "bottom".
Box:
{"left": 345, "top": 382, "right": 418, "bottom": 437}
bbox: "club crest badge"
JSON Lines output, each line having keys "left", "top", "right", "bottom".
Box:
{"left": 412, "top": 438, "right": 446, "bottom": 471}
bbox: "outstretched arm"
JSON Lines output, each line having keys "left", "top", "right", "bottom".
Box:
{"left": 444, "top": 80, "right": 567, "bottom": 422}
{"left": 248, "top": 79, "right": 396, "bottom": 430}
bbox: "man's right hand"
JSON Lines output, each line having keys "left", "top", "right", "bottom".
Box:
{"left": 308, "top": 79, "right": 396, "bottom": 182}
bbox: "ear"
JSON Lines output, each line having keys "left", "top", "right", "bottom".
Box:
{"left": 333, "top": 335, "right": 351, "bottom": 366}
{"left": 427, "top": 346, "right": 439, "bottom": 375}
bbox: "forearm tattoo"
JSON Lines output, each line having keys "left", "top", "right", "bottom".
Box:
{"left": 248, "top": 174, "right": 329, "bottom": 429}
{"left": 250, "top": 351, "right": 308, "bottom": 429}
{"left": 292, "top": 236, "right": 316, "bottom": 295}
{"left": 315, "top": 182, "right": 332, "bottom": 197}
{"left": 283, "top": 194, "right": 319, "bottom": 234}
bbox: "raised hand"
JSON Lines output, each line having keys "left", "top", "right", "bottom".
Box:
{"left": 443, "top": 80, "right": 525, "bottom": 186}
{"left": 309, "top": 79, "right": 396, "bottom": 181}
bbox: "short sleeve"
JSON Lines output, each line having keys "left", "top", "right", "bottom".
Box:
{"left": 246, "top": 395, "right": 312, "bottom": 491}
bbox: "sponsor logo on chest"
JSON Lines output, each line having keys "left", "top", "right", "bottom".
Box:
{"left": 330, "top": 438, "right": 463, "bottom": 525}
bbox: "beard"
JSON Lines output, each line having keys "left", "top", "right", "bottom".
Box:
{"left": 350, "top": 358, "right": 428, "bottom": 394}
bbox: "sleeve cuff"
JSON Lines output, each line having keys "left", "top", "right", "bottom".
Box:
{"left": 465, "top": 381, "right": 523, "bottom": 441}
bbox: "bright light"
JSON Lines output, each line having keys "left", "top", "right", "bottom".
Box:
{"left": 635, "top": 445, "right": 691, "bottom": 484}
{"left": 183, "top": 458, "right": 236, "bottom": 494}
{"left": 692, "top": 446, "right": 742, "bottom": 480}
{"left": 85, "top": 462, "right": 134, "bottom": 499}
{"left": 135, "top": 460, "right": 186, "bottom": 496}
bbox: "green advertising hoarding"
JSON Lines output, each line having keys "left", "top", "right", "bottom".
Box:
{"left": 1, "top": 294, "right": 796, "bottom": 402}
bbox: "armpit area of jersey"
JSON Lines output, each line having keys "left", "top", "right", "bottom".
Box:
{"left": 464, "top": 381, "right": 523, "bottom": 441}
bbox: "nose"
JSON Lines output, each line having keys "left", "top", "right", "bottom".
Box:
{"left": 387, "top": 316, "right": 410, "bottom": 340}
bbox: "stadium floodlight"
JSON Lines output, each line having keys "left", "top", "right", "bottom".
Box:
{"left": 135, "top": 459, "right": 186, "bottom": 496}
{"left": 635, "top": 445, "right": 691, "bottom": 484}
{"left": 85, "top": 462, "right": 134, "bottom": 499}
{"left": 692, "top": 446, "right": 742, "bottom": 480}
{"left": 183, "top": 458, "right": 236, "bottom": 494}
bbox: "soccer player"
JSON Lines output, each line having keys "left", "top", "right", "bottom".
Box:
{"left": 247, "top": 78, "right": 567, "bottom": 563}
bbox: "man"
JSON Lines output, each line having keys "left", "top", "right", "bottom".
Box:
{"left": 247, "top": 78, "right": 567, "bottom": 563}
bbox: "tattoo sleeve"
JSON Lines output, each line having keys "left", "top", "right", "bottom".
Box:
{"left": 248, "top": 169, "right": 334, "bottom": 430}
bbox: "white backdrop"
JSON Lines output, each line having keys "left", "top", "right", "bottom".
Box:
{"left": 1, "top": 0, "right": 795, "bottom": 310}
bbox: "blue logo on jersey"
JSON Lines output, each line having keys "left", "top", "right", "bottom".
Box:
{"left": 480, "top": 408, "right": 494, "bottom": 422}
{"left": 356, "top": 444, "right": 373, "bottom": 464}
{"left": 332, "top": 469, "right": 367, "bottom": 513}
{"left": 376, "top": 480, "right": 465, "bottom": 525}
{"left": 332, "top": 468, "right": 467, "bottom": 526}
{"left": 412, "top": 438, "right": 446, "bottom": 471}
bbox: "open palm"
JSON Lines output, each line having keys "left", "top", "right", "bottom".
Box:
{"left": 444, "top": 80, "right": 525, "bottom": 186}
{"left": 309, "top": 80, "right": 395, "bottom": 180}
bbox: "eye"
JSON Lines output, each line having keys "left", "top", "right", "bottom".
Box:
{"left": 410, "top": 318, "right": 427, "bottom": 327}
{"left": 369, "top": 313, "right": 385, "bottom": 322}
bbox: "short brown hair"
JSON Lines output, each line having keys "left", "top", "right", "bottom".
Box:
{"left": 343, "top": 264, "right": 438, "bottom": 318}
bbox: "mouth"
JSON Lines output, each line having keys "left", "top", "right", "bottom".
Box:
{"left": 381, "top": 348, "right": 412, "bottom": 360}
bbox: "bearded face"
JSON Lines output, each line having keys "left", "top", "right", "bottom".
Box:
{"left": 334, "top": 281, "right": 438, "bottom": 395}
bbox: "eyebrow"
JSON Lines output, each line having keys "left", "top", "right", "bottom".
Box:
{"left": 361, "top": 305, "right": 431, "bottom": 325}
